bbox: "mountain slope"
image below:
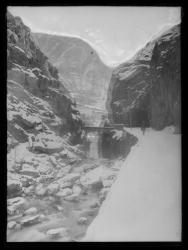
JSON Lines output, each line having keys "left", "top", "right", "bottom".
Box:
{"left": 33, "top": 33, "right": 112, "bottom": 113}
{"left": 106, "top": 24, "right": 180, "bottom": 131}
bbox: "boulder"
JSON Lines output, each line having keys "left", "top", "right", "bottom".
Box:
{"left": 47, "top": 182, "right": 59, "bottom": 194}
{"left": 24, "top": 207, "right": 38, "bottom": 215}
{"left": 59, "top": 181, "right": 72, "bottom": 189}
{"left": 15, "top": 223, "right": 22, "bottom": 230}
{"left": 102, "top": 179, "right": 114, "bottom": 188}
{"left": 7, "top": 197, "right": 27, "bottom": 214}
{"left": 49, "top": 156, "right": 57, "bottom": 166}
{"left": 56, "top": 205, "right": 64, "bottom": 212}
{"left": 20, "top": 164, "right": 40, "bottom": 178}
{"left": 56, "top": 165, "right": 72, "bottom": 178}
{"left": 64, "top": 194, "right": 79, "bottom": 202}
{"left": 12, "top": 163, "right": 22, "bottom": 172}
{"left": 20, "top": 215, "right": 41, "bottom": 226}
{"left": 35, "top": 184, "right": 47, "bottom": 196}
{"left": 90, "top": 201, "right": 100, "bottom": 209}
{"left": 59, "top": 149, "right": 76, "bottom": 160}
{"left": 68, "top": 158, "right": 78, "bottom": 165}
{"left": 81, "top": 209, "right": 97, "bottom": 217}
{"left": 72, "top": 185, "right": 82, "bottom": 196}
{"left": 80, "top": 167, "right": 103, "bottom": 189}
{"left": 20, "top": 175, "right": 35, "bottom": 187}
{"left": 99, "top": 188, "right": 110, "bottom": 203}
{"left": 39, "top": 214, "right": 46, "bottom": 222}
{"left": 77, "top": 217, "right": 88, "bottom": 225}
{"left": 72, "top": 166, "right": 84, "bottom": 174}
{"left": 56, "top": 188, "right": 72, "bottom": 197}
{"left": 61, "top": 173, "right": 80, "bottom": 183}
{"left": 14, "top": 113, "right": 41, "bottom": 129}
{"left": 34, "top": 140, "right": 63, "bottom": 154}
{"left": 7, "top": 221, "right": 17, "bottom": 230}
{"left": 23, "top": 185, "right": 35, "bottom": 196}
{"left": 46, "top": 227, "right": 68, "bottom": 239}
{"left": 7, "top": 179, "right": 22, "bottom": 197}
{"left": 37, "top": 163, "right": 52, "bottom": 175}
{"left": 56, "top": 170, "right": 66, "bottom": 179}
{"left": 82, "top": 163, "right": 98, "bottom": 172}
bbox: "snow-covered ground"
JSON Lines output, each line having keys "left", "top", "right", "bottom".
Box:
{"left": 84, "top": 127, "right": 181, "bottom": 241}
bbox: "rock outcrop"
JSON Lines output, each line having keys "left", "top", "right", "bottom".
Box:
{"left": 7, "top": 11, "right": 83, "bottom": 152}
{"left": 106, "top": 24, "right": 180, "bottom": 131}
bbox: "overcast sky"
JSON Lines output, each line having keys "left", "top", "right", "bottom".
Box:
{"left": 8, "top": 6, "right": 181, "bottom": 66}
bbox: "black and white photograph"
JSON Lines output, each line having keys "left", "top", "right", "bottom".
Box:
{"left": 7, "top": 6, "right": 181, "bottom": 242}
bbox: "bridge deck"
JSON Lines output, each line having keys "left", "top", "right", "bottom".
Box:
{"left": 83, "top": 124, "right": 125, "bottom": 132}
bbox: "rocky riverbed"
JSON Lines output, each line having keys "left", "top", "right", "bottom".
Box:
{"left": 7, "top": 135, "right": 125, "bottom": 242}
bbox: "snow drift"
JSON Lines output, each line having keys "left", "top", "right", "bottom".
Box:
{"left": 84, "top": 127, "right": 181, "bottom": 241}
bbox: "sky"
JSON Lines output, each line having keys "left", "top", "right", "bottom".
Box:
{"left": 8, "top": 6, "right": 181, "bottom": 66}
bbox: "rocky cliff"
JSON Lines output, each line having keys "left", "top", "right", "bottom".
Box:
{"left": 106, "top": 24, "right": 181, "bottom": 131}
{"left": 7, "top": 11, "right": 83, "bottom": 152}
{"left": 7, "top": 12, "right": 127, "bottom": 242}
{"left": 33, "top": 33, "right": 112, "bottom": 117}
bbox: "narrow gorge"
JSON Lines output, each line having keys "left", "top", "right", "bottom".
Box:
{"left": 7, "top": 10, "right": 181, "bottom": 242}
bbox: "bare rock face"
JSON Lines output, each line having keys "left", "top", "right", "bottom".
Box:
{"left": 107, "top": 24, "right": 180, "bottom": 131}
